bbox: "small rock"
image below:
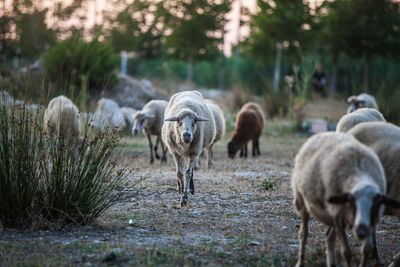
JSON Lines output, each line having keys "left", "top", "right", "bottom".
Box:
{"left": 240, "top": 193, "right": 252, "bottom": 196}
{"left": 128, "top": 219, "right": 134, "bottom": 226}
{"left": 102, "top": 248, "right": 124, "bottom": 263}
{"left": 281, "top": 226, "right": 288, "bottom": 230}
{"left": 250, "top": 241, "right": 261, "bottom": 246}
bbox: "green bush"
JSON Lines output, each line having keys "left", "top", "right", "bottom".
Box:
{"left": 0, "top": 100, "right": 127, "bottom": 227}
{"left": 42, "top": 36, "right": 120, "bottom": 92}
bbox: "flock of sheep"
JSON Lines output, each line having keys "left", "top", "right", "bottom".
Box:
{"left": 293, "top": 93, "right": 400, "bottom": 266}
{"left": 17, "top": 90, "right": 400, "bottom": 266}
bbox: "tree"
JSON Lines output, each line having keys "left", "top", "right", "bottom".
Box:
{"left": 162, "top": 0, "right": 231, "bottom": 81}
{"left": 106, "top": 0, "right": 164, "bottom": 59}
{"left": 249, "top": 0, "right": 315, "bottom": 91}
{"left": 321, "top": 0, "right": 400, "bottom": 91}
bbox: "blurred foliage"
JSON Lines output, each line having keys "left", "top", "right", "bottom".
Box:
{"left": 42, "top": 36, "right": 120, "bottom": 92}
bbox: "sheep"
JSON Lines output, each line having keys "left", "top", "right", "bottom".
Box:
{"left": 336, "top": 108, "right": 386, "bottom": 133}
{"left": 227, "top": 102, "right": 264, "bottom": 159}
{"left": 120, "top": 107, "right": 137, "bottom": 126}
{"left": 91, "top": 98, "right": 126, "bottom": 132}
{"left": 162, "top": 91, "right": 216, "bottom": 206}
{"left": 348, "top": 122, "right": 400, "bottom": 266}
{"left": 43, "top": 95, "right": 81, "bottom": 139}
{"left": 197, "top": 99, "right": 225, "bottom": 168}
{"left": 292, "top": 132, "right": 400, "bottom": 267}
{"left": 132, "top": 100, "right": 168, "bottom": 164}
{"left": 347, "top": 93, "right": 379, "bottom": 113}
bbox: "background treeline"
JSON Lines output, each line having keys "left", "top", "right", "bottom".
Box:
{"left": 1, "top": 0, "right": 400, "bottom": 120}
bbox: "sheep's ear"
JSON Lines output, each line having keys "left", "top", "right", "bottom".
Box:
{"left": 328, "top": 193, "right": 354, "bottom": 204}
{"left": 381, "top": 196, "right": 400, "bottom": 209}
{"left": 145, "top": 114, "right": 155, "bottom": 119}
{"left": 164, "top": 116, "right": 178, "bottom": 121}
{"left": 196, "top": 116, "right": 209, "bottom": 122}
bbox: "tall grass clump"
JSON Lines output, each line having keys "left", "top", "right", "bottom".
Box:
{"left": 0, "top": 101, "right": 45, "bottom": 227}
{"left": 0, "top": 99, "right": 128, "bottom": 228}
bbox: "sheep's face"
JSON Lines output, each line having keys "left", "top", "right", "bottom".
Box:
{"left": 227, "top": 140, "right": 239, "bottom": 159}
{"left": 328, "top": 186, "right": 400, "bottom": 243}
{"left": 347, "top": 98, "right": 366, "bottom": 113}
{"left": 132, "top": 113, "right": 155, "bottom": 136}
{"left": 164, "top": 110, "right": 209, "bottom": 144}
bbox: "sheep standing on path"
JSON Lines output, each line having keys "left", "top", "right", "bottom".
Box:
{"left": 347, "top": 93, "right": 379, "bottom": 113}
{"left": 292, "top": 132, "right": 400, "bottom": 267}
{"left": 44, "top": 95, "right": 81, "bottom": 139}
{"left": 162, "top": 91, "right": 215, "bottom": 206}
{"left": 91, "top": 98, "right": 126, "bottom": 132}
{"left": 200, "top": 99, "right": 225, "bottom": 168}
{"left": 348, "top": 122, "right": 400, "bottom": 267}
{"left": 227, "top": 102, "right": 264, "bottom": 159}
{"left": 132, "top": 100, "right": 168, "bottom": 164}
{"left": 336, "top": 108, "right": 386, "bottom": 133}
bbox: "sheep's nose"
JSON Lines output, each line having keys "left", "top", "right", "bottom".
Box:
{"left": 182, "top": 132, "right": 192, "bottom": 143}
{"left": 356, "top": 223, "right": 369, "bottom": 239}
{"left": 133, "top": 129, "right": 138, "bottom": 136}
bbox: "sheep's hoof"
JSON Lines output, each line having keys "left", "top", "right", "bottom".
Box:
{"left": 180, "top": 196, "right": 188, "bottom": 206}
{"left": 161, "top": 157, "right": 167, "bottom": 163}
{"left": 155, "top": 154, "right": 160, "bottom": 160}
{"left": 190, "top": 187, "right": 195, "bottom": 195}
{"left": 150, "top": 158, "right": 154, "bottom": 164}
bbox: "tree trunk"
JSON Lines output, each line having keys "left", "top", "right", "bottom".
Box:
{"left": 273, "top": 42, "right": 282, "bottom": 93}
{"left": 187, "top": 52, "right": 194, "bottom": 82}
{"left": 329, "top": 53, "right": 338, "bottom": 96}
{"left": 363, "top": 58, "right": 369, "bottom": 92}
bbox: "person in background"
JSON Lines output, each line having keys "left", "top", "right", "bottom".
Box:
{"left": 312, "top": 63, "right": 326, "bottom": 97}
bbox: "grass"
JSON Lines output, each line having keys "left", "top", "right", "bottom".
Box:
{"left": 261, "top": 178, "right": 277, "bottom": 191}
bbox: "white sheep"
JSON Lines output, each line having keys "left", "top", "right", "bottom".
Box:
{"left": 162, "top": 91, "right": 216, "bottom": 206}
{"left": 292, "top": 132, "right": 399, "bottom": 267}
{"left": 198, "top": 99, "right": 225, "bottom": 168}
{"left": 132, "top": 100, "right": 168, "bottom": 164}
{"left": 43, "top": 95, "right": 81, "bottom": 139}
{"left": 348, "top": 122, "right": 400, "bottom": 267}
{"left": 336, "top": 108, "right": 386, "bottom": 133}
{"left": 91, "top": 98, "right": 126, "bottom": 132}
{"left": 120, "top": 107, "right": 137, "bottom": 126}
{"left": 347, "top": 93, "right": 379, "bottom": 113}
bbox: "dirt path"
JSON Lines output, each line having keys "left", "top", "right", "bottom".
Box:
{"left": 1, "top": 135, "right": 400, "bottom": 266}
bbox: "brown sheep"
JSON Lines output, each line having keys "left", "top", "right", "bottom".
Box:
{"left": 227, "top": 102, "right": 264, "bottom": 159}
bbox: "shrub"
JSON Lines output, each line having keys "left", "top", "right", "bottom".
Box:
{"left": 0, "top": 100, "right": 128, "bottom": 227}
{"left": 42, "top": 36, "right": 120, "bottom": 93}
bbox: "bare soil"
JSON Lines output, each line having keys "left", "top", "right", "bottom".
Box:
{"left": 1, "top": 134, "right": 400, "bottom": 266}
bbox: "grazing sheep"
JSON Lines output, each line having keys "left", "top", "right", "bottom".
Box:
{"left": 132, "top": 100, "right": 168, "bottom": 164}
{"left": 120, "top": 107, "right": 137, "bottom": 126}
{"left": 198, "top": 99, "right": 225, "bottom": 168}
{"left": 336, "top": 108, "right": 386, "bottom": 133}
{"left": 91, "top": 98, "right": 126, "bottom": 132}
{"left": 347, "top": 93, "right": 379, "bottom": 113}
{"left": 227, "top": 102, "right": 264, "bottom": 159}
{"left": 43, "top": 95, "right": 81, "bottom": 139}
{"left": 162, "top": 91, "right": 215, "bottom": 206}
{"left": 348, "top": 122, "right": 400, "bottom": 266}
{"left": 292, "top": 132, "right": 400, "bottom": 267}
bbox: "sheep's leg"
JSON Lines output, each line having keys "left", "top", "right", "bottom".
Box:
{"left": 325, "top": 226, "right": 337, "bottom": 267}
{"left": 172, "top": 153, "right": 184, "bottom": 195}
{"left": 256, "top": 138, "right": 261, "bottom": 155}
{"left": 244, "top": 143, "right": 248, "bottom": 158}
{"left": 336, "top": 226, "right": 352, "bottom": 267}
{"left": 252, "top": 139, "right": 256, "bottom": 157}
{"left": 160, "top": 140, "right": 167, "bottom": 162}
{"left": 389, "top": 251, "right": 400, "bottom": 267}
{"left": 182, "top": 157, "right": 195, "bottom": 206}
{"left": 296, "top": 211, "right": 309, "bottom": 267}
{"left": 154, "top": 134, "right": 161, "bottom": 160}
{"left": 146, "top": 133, "right": 154, "bottom": 164}
{"left": 240, "top": 148, "right": 244, "bottom": 158}
{"left": 194, "top": 153, "right": 201, "bottom": 170}
{"left": 360, "top": 238, "right": 372, "bottom": 267}
{"left": 207, "top": 146, "right": 214, "bottom": 169}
